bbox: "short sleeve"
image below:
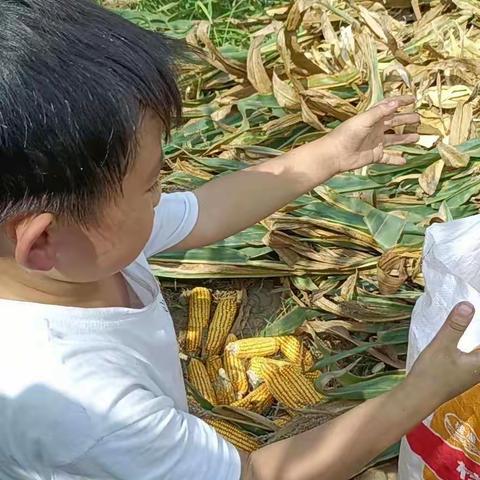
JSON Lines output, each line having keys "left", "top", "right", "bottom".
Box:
{"left": 64, "top": 397, "right": 242, "bottom": 480}
{"left": 144, "top": 192, "right": 199, "bottom": 258}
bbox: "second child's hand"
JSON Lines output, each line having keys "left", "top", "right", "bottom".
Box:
{"left": 170, "top": 97, "right": 420, "bottom": 252}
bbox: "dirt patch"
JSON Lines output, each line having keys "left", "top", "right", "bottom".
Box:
{"left": 161, "top": 278, "right": 284, "bottom": 336}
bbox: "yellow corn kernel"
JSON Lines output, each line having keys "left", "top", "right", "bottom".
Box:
{"left": 303, "top": 348, "right": 315, "bottom": 371}
{"left": 248, "top": 357, "right": 290, "bottom": 379}
{"left": 247, "top": 357, "right": 289, "bottom": 389}
{"left": 205, "top": 355, "right": 223, "bottom": 384}
{"left": 231, "top": 383, "right": 274, "bottom": 414}
{"left": 278, "top": 336, "right": 303, "bottom": 365}
{"left": 205, "top": 297, "right": 238, "bottom": 356}
{"left": 225, "top": 337, "right": 279, "bottom": 359}
{"left": 224, "top": 334, "right": 249, "bottom": 400}
{"left": 205, "top": 418, "right": 260, "bottom": 453}
{"left": 304, "top": 370, "right": 321, "bottom": 381}
{"left": 214, "top": 368, "right": 236, "bottom": 405}
{"left": 190, "top": 287, "right": 212, "bottom": 327}
{"left": 186, "top": 288, "right": 212, "bottom": 354}
{"left": 225, "top": 333, "right": 238, "bottom": 348}
{"left": 187, "top": 358, "right": 217, "bottom": 405}
{"left": 303, "top": 348, "right": 319, "bottom": 380}
{"left": 263, "top": 364, "right": 323, "bottom": 409}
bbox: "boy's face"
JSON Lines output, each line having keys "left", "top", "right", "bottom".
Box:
{"left": 25, "top": 111, "right": 164, "bottom": 283}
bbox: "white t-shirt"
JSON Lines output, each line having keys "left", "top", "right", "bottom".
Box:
{"left": 0, "top": 192, "right": 242, "bottom": 480}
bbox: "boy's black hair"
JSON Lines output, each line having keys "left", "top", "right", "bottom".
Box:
{"left": 0, "top": 0, "right": 183, "bottom": 224}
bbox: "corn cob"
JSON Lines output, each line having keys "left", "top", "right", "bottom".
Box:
{"left": 224, "top": 332, "right": 237, "bottom": 349}
{"left": 205, "top": 297, "right": 238, "bottom": 356}
{"left": 231, "top": 383, "right": 274, "bottom": 414}
{"left": 187, "top": 358, "right": 217, "bottom": 405}
{"left": 225, "top": 337, "right": 279, "bottom": 359}
{"left": 214, "top": 368, "right": 236, "bottom": 405}
{"left": 190, "top": 287, "right": 212, "bottom": 327}
{"left": 263, "top": 364, "right": 323, "bottom": 409}
{"left": 205, "top": 418, "right": 260, "bottom": 453}
{"left": 247, "top": 357, "right": 290, "bottom": 389}
{"left": 248, "top": 357, "right": 290, "bottom": 379}
{"left": 224, "top": 334, "right": 249, "bottom": 400}
{"left": 304, "top": 370, "right": 321, "bottom": 381}
{"left": 206, "top": 355, "right": 223, "bottom": 384}
{"left": 246, "top": 369, "right": 263, "bottom": 389}
{"left": 278, "top": 336, "right": 303, "bottom": 365}
{"left": 303, "top": 348, "right": 315, "bottom": 371}
{"left": 186, "top": 288, "right": 212, "bottom": 354}
{"left": 302, "top": 348, "right": 319, "bottom": 380}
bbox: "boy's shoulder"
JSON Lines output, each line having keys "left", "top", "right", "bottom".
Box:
{"left": 145, "top": 191, "right": 198, "bottom": 258}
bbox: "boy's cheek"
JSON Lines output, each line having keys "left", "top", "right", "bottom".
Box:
{"left": 93, "top": 223, "right": 153, "bottom": 275}
{"left": 52, "top": 209, "right": 154, "bottom": 281}
{"left": 99, "top": 204, "right": 156, "bottom": 271}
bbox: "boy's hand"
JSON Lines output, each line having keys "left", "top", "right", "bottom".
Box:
{"left": 407, "top": 302, "right": 480, "bottom": 406}
{"left": 326, "top": 96, "right": 420, "bottom": 173}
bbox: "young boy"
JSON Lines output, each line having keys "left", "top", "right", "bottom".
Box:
{"left": 0, "top": 1, "right": 479, "bottom": 479}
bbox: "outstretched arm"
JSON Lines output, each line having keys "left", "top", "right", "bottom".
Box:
{"left": 171, "top": 97, "right": 419, "bottom": 251}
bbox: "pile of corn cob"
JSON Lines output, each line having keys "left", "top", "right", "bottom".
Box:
{"left": 182, "top": 287, "right": 322, "bottom": 452}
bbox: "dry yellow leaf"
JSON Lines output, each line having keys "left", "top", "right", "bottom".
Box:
{"left": 423, "top": 85, "right": 473, "bottom": 109}
{"left": 358, "top": 6, "right": 388, "bottom": 42}
{"left": 417, "top": 109, "right": 450, "bottom": 136}
{"left": 452, "top": 0, "right": 480, "bottom": 16}
{"left": 438, "top": 142, "right": 471, "bottom": 169}
{"left": 211, "top": 105, "right": 233, "bottom": 123}
{"left": 284, "top": 29, "right": 323, "bottom": 75}
{"left": 449, "top": 102, "right": 473, "bottom": 146}
{"left": 192, "top": 22, "right": 247, "bottom": 79}
{"left": 339, "top": 271, "right": 358, "bottom": 301}
{"left": 302, "top": 88, "right": 358, "bottom": 121}
{"left": 418, "top": 159, "right": 445, "bottom": 196}
{"left": 247, "top": 35, "right": 272, "bottom": 94}
{"left": 412, "top": 0, "right": 422, "bottom": 20}
{"left": 272, "top": 69, "right": 301, "bottom": 109}
{"left": 377, "top": 251, "right": 409, "bottom": 295}
{"left": 300, "top": 97, "right": 325, "bottom": 131}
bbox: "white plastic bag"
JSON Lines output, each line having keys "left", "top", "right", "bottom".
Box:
{"left": 399, "top": 215, "right": 480, "bottom": 480}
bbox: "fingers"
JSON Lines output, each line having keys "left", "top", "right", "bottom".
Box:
{"left": 434, "top": 302, "right": 475, "bottom": 350}
{"left": 363, "top": 96, "right": 416, "bottom": 126}
{"left": 384, "top": 133, "right": 420, "bottom": 147}
{"left": 382, "top": 152, "right": 407, "bottom": 165}
{"left": 363, "top": 101, "right": 398, "bottom": 126}
{"left": 384, "top": 113, "right": 420, "bottom": 130}
{"left": 388, "top": 96, "right": 417, "bottom": 108}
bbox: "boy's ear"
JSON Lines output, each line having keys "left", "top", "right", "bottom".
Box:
{"left": 7, "top": 213, "right": 56, "bottom": 272}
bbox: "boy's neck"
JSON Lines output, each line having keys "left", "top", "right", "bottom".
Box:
{"left": 0, "top": 259, "right": 132, "bottom": 309}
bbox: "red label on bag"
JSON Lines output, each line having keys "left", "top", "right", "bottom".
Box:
{"left": 408, "top": 423, "right": 480, "bottom": 479}
{"left": 406, "top": 385, "right": 480, "bottom": 480}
